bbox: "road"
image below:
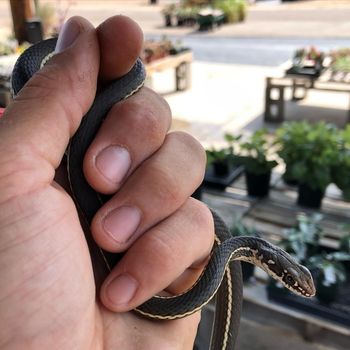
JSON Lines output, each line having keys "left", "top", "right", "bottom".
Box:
{"left": 145, "top": 35, "right": 350, "bottom": 66}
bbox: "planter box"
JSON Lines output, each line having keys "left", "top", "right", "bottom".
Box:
{"left": 267, "top": 282, "right": 350, "bottom": 327}
{"left": 286, "top": 65, "right": 323, "bottom": 78}
{"left": 204, "top": 164, "right": 244, "bottom": 190}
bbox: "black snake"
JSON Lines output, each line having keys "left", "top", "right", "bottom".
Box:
{"left": 11, "top": 38, "right": 316, "bottom": 350}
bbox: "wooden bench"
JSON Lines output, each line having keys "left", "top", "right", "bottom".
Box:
{"left": 264, "top": 74, "right": 350, "bottom": 123}
{"left": 145, "top": 50, "right": 193, "bottom": 92}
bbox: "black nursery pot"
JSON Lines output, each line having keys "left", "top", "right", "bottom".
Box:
{"left": 245, "top": 170, "right": 271, "bottom": 198}
{"left": 316, "top": 277, "right": 339, "bottom": 305}
{"left": 164, "top": 14, "right": 172, "bottom": 27}
{"left": 213, "top": 159, "right": 230, "bottom": 176}
{"left": 297, "top": 183, "right": 325, "bottom": 209}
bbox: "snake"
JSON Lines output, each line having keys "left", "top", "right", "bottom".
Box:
{"left": 11, "top": 38, "right": 316, "bottom": 350}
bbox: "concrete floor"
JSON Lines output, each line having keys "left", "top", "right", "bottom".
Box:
{"left": 195, "top": 307, "right": 343, "bottom": 350}
{"left": 237, "top": 318, "right": 335, "bottom": 350}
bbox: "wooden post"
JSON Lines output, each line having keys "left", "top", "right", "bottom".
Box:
{"left": 9, "top": 0, "right": 33, "bottom": 44}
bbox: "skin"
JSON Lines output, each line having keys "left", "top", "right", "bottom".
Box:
{"left": 0, "top": 16, "right": 214, "bottom": 350}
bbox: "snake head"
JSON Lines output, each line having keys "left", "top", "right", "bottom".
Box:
{"left": 252, "top": 238, "right": 316, "bottom": 297}
{"left": 279, "top": 263, "right": 316, "bottom": 297}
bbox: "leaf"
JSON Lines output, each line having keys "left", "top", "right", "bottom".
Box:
{"left": 323, "top": 264, "right": 337, "bottom": 285}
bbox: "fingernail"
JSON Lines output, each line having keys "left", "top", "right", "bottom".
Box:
{"left": 55, "top": 18, "right": 81, "bottom": 53}
{"left": 106, "top": 273, "right": 138, "bottom": 306}
{"left": 95, "top": 146, "right": 131, "bottom": 185}
{"left": 103, "top": 206, "right": 141, "bottom": 243}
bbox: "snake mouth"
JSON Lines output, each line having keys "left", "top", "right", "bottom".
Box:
{"left": 294, "top": 282, "right": 316, "bottom": 298}
{"left": 284, "top": 279, "right": 316, "bottom": 298}
{"left": 306, "top": 280, "right": 316, "bottom": 297}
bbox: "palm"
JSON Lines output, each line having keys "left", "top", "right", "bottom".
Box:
{"left": 0, "top": 179, "right": 192, "bottom": 350}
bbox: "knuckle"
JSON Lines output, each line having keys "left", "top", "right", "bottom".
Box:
{"left": 15, "top": 62, "right": 85, "bottom": 132}
{"left": 143, "top": 87, "right": 171, "bottom": 115}
{"left": 118, "top": 98, "right": 165, "bottom": 143}
{"left": 166, "top": 131, "right": 206, "bottom": 180}
{"left": 182, "top": 199, "right": 215, "bottom": 266}
{"left": 145, "top": 163, "right": 182, "bottom": 205}
{"left": 168, "top": 131, "right": 206, "bottom": 163}
{"left": 186, "top": 199, "right": 215, "bottom": 240}
{"left": 145, "top": 232, "right": 178, "bottom": 268}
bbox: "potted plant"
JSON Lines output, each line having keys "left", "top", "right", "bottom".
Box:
{"left": 206, "top": 148, "right": 231, "bottom": 176}
{"left": 205, "top": 133, "right": 244, "bottom": 190}
{"left": 275, "top": 121, "right": 311, "bottom": 186}
{"left": 308, "top": 252, "right": 350, "bottom": 304}
{"left": 230, "top": 218, "right": 259, "bottom": 281}
{"left": 329, "top": 48, "right": 350, "bottom": 81}
{"left": 279, "top": 213, "right": 324, "bottom": 263}
{"left": 268, "top": 213, "right": 322, "bottom": 299}
{"left": 287, "top": 46, "right": 325, "bottom": 77}
{"left": 339, "top": 227, "right": 350, "bottom": 274}
{"left": 236, "top": 128, "right": 278, "bottom": 198}
{"left": 287, "top": 122, "right": 342, "bottom": 209}
{"left": 206, "top": 133, "right": 241, "bottom": 176}
{"left": 214, "top": 0, "right": 247, "bottom": 23}
{"left": 161, "top": 4, "right": 177, "bottom": 27}
{"left": 332, "top": 125, "right": 350, "bottom": 201}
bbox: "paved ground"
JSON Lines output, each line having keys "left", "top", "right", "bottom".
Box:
{"left": 2, "top": 0, "right": 350, "bottom": 39}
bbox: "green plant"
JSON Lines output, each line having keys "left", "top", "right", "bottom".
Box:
{"left": 214, "top": 0, "right": 247, "bottom": 23}
{"left": 339, "top": 229, "right": 350, "bottom": 253}
{"left": 279, "top": 213, "right": 323, "bottom": 262}
{"left": 0, "top": 41, "right": 15, "bottom": 56}
{"left": 230, "top": 218, "right": 258, "bottom": 237}
{"left": 236, "top": 128, "right": 278, "bottom": 175}
{"left": 206, "top": 133, "right": 241, "bottom": 167}
{"left": 206, "top": 148, "right": 229, "bottom": 165}
{"left": 332, "top": 125, "right": 350, "bottom": 200}
{"left": 330, "top": 48, "right": 350, "bottom": 73}
{"left": 162, "top": 3, "right": 177, "bottom": 15}
{"left": 283, "top": 121, "right": 342, "bottom": 192}
{"left": 308, "top": 252, "right": 350, "bottom": 286}
{"left": 275, "top": 121, "right": 311, "bottom": 182}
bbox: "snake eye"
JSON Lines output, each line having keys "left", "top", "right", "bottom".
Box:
{"left": 285, "top": 275, "right": 295, "bottom": 285}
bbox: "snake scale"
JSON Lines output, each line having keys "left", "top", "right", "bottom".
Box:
{"left": 11, "top": 38, "right": 316, "bottom": 350}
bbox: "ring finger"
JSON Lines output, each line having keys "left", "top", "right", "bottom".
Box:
{"left": 100, "top": 198, "right": 215, "bottom": 312}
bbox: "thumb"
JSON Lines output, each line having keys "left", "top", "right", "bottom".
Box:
{"left": 0, "top": 17, "right": 99, "bottom": 202}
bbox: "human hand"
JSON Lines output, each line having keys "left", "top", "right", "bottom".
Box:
{"left": 0, "top": 16, "right": 214, "bottom": 350}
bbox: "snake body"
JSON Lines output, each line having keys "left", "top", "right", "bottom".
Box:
{"left": 12, "top": 38, "right": 315, "bottom": 350}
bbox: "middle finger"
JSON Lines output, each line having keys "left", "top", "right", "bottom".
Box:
{"left": 91, "top": 131, "right": 206, "bottom": 252}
